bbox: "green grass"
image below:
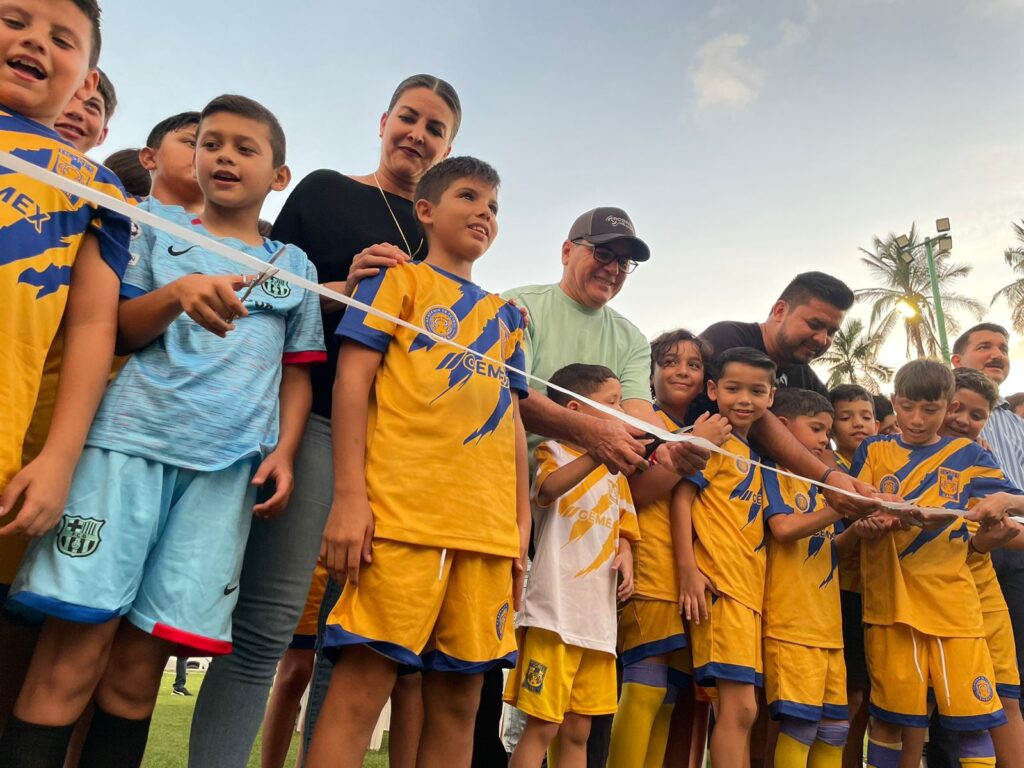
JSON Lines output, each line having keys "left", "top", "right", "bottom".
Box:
{"left": 143, "top": 670, "right": 388, "bottom": 767}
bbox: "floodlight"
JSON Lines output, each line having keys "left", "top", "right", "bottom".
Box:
{"left": 896, "top": 234, "right": 910, "bottom": 249}
{"left": 897, "top": 299, "right": 917, "bottom": 318}
{"left": 937, "top": 236, "right": 952, "bottom": 253}
{"left": 936, "top": 218, "right": 950, "bottom": 233}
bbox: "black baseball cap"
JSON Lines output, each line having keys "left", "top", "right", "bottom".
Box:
{"left": 567, "top": 207, "right": 651, "bottom": 262}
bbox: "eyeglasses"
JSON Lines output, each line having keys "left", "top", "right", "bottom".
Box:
{"left": 573, "top": 240, "right": 639, "bottom": 274}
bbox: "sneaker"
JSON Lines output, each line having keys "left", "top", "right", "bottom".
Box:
{"left": 172, "top": 686, "right": 192, "bottom": 696}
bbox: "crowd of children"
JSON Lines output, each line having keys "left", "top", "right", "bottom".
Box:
{"left": 2, "top": 2, "right": 1024, "bottom": 768}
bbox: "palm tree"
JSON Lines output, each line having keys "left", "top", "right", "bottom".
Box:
{"left": 816, "top": 317, "right": 894, "bottom": 393}
{"left": 856, "top": 225, "right": 984, "bottom": 358}
{"left": 991, "top": 220, "right": 1024, "bottom": 334}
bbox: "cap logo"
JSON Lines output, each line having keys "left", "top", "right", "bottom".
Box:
{"left": 604, "top": 215, "right": 635, "bottom": 234}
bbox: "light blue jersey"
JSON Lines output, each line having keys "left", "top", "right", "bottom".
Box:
{"left": 85, "top": 200, "right": 326, "bottom": 470}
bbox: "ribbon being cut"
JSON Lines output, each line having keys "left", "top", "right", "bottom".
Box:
{"left": 1, "top": 148, "right": 1004, "bottom": 526}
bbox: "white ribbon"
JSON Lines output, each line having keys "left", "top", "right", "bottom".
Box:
{"left": 6, "top": 149, "right": 1017, "bottom": 525}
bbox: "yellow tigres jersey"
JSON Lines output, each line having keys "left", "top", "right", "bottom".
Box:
{"left": 688, "top": 435, "right": 766, "bottom": 612}
{"left": 762, "top": 472, "right": 842, "bottom": 648}
{"left": 853, "top": 435, "right": 1020, "bottom": 637}
{"left": 833, "top": 461, "right": 862, "bottom": 593}
{"left": 633, "top": 408, "right": 686, "bottom": 601}
{"left": 0, "top": 108, "right": 131, "bottom": 491}
{"left": 834, "top": 452, "right": 851, "bottom": 472}
{"left": 966, "top": 520, "right": 1008, "bottom": 615}
{"left": 339, "top": 261, "right": 528, "bottom": 557}
{"left": 519, "top": 440, "right": 640, "bottom": 652}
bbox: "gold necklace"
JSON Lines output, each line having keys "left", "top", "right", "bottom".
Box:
{"left": 373, "top": 172, "right": 423, "bottom": 258}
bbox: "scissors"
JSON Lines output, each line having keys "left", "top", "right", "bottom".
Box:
{"left": 238, "top": 245, "right": 287, "bottom": 302}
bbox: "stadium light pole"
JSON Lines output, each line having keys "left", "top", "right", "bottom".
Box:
{"left": 895, "top": 218, "right": 953, "bottom": 363}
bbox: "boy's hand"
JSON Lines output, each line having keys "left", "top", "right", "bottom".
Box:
{"left": 614, "top": 539, "right": 635, "bottom": 601}
{"left": 0, "top": 453, "right": 73, "bottom": 537}
{"left": 851, "top": 515, "right": 894, "bottom": 540}
{"left": 655, "top": 440, "right": 711, "bottom": 477}
{"left": 173, "top": 274, "right": 248, "bottom": 337}
{"left": 319, "top": 496, "right": 374, "bottom": 586}
{"left": 972, "top": 518, "right": 1020, "bottom": 554}
{"left": 344, "top": 243, "right": 410, "bottom": 297}
{"left": 678, "top": 565, "right": 717, "bottom": 624}
{"left": 251, "top": 451, "right": 294, "bottom": 519}
{"left": 690, "top": 412, "right": 732, "bottom": 447}
{"left": 967, "top": 493, "right": 1018, "bottom": 526}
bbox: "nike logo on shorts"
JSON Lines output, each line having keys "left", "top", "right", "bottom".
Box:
{"left": 168, "top": 245, "right": 197, "bottom": 256}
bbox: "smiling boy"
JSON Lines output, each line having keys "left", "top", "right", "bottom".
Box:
{"left": 1, "top": 94, "right": 324, "bottom": 766}
{"left": 309, "top": 157, "right": 531, "bottom": 768}
{"left": 673, "top": 346, "right": 776, "bottom": 768}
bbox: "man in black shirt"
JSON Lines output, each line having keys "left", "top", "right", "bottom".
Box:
{"left": 694, "top": 272, "right": 879, "bottom": 519}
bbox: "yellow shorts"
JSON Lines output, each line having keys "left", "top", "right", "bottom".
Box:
{"left": 689, "top": 593, "right": 762, "bottom": 687}
{"left": 618, "top": 597, "right": 687, "bottom": 667}
{"left": 764, "top": 637, "right": 848, "bottom": 721}
{"left": 984, "top": 610, "right": 1021, "bottom": 699}
{"left": 866, "top": 623, "right": 1006, "bottom": 731}
{"left": 324, "top": 539, "right": 516, "bottom": 672}
{"left": 290, "top": 563, "right": 329, "bottom": 649}
{"left": 503, "top": 626, "right": 617, "bottom": 722}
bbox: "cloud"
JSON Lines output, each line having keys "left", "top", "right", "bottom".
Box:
{"left": 777, "top": 0, "right": 819, "bottom": 51}
{"left": 689, "top": 33, "right": 763, "bottom": 109}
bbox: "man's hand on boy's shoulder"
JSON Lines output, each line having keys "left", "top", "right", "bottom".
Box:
{"left": 0, "top": 453, "right": 74, "bottom": 538}
{"left": 172, "top": 273, "right": 249, "bottom": 337}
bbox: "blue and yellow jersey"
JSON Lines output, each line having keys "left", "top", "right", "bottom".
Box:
{"left": 687, "top": 435, "right": 766, "bottom": 612}
{"left": 966, "top": 520, "right": 1008, "bottom": 616}
{"left": 633, "top": 408, "right": 685, "bottom": 602}
{"left": 339, "top": 261, "right": 528, "bottom": 557}
{"left": 833, "top": 451, "right": 851, "bottom": 472}
{"left": 0, "top": 107, "right": 131, "bottom": 490}
{"left": 852, "top": 434, "right": 1021, "bottom": 637}
{"left": 762, "top": 472, "right": 842, "bottom": 648}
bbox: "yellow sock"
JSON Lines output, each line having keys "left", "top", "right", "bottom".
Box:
{"left": 607, "top": 682, "right": 666, "bottom": 768}
{"left": 775, "top": 731, "right": 813, "bottom": 768}
{"left": 643, "top": 700, "right": 675, "bottom": 768}
{"left": 808, "top": 739, "right": 843, "bottom": 768}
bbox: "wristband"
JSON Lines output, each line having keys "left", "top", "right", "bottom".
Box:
{"left": 967, "top": 537, "right": 978, "bottom": 556}
{"left": 820, "top": 467, "right": 836, "bottom": 485}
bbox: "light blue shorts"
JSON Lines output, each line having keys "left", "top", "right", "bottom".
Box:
{"left": 8, "top": 447, "right": 258, "bottom": 655}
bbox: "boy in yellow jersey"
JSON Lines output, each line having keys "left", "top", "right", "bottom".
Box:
{"left": 829, "top": 384, "right": 876, "bottom": 470}
{"left": 852, "top": 360, "right": 1021, "bottom": 768}
{"left": 674, "top": 346, "right": 776, "bottom": 768}
{"left": 762, "top": 389, "right": 849, "bottom": 768}
{"left": 504, "top": 364, "right": 639, "bottom": 767}
{"left": 907, "top": 367, "right": 1024, "bottom": 768}
{"left": 608, "top": 329, "right": 730, "bottom": 768}
{"left": 0, "top": 0, "right": 131, "bottom": 739}
{"left": 308, "top": 157, "right": 530, "bottom": 768}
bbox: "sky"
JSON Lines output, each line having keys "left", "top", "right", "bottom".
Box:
{"left": 95, "top": 0, "right": 1024, "bottom": 392}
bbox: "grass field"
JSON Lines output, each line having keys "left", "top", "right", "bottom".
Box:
{"left": 142, "top": 671, "right": 388, "bottom": 767}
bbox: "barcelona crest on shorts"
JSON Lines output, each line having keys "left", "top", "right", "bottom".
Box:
{"left": 938, "top": 467, "right": 961, "bottom": 501}
{"left": 56, "top": 515, "right": 104, "bottom": 558}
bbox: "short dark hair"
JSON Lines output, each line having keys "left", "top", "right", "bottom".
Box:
{"left": 95, "top": 68, "right": 116, "bottom": 122}
{"left": 829, "top": 384, "right": 875, "bottom": 415}
{"left": 1007, "top": 393, "right": 1024, "bottom": 412}
{"left": 778, "top": 272, "right": 855, "bottom": 312}
{"left": 199, "top": 95, "right": 287, "bottom": 167}
{"left": 70, "top": 0, "right": 102, "bottom": 68}
{"left": 388, "top": 74, "right": 462, "bottom": 140}
{"left": 650, "top": 328, "right": 712, "bottom": 378}
{"left": 710, "top": 347, "right": 777, "bottom": 383}
{"left": 102, "top": 148, "right": 150, "bottom": 198}
{"left": 952, "top": 323, "right": 1010, "bottom": 356}
{"left": 872, "top": 393, "right": 894, "bottom": 420}
{"left": 415, "top": 156, "right": 500, "bottom": 207}
{"left": 893, "top": 360, "right": 955, "bottom": 403}
{"left": 952, "top": 367, "right": 999, "bottom": 410}
{"left": 548, "top": 364, "right": 618, "bottom": 407}
{"left": 771, "top": 388, "right": 834, "bottom": 421}
{"left": 146, "top": 111, "right": 201, "bottom": 150}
